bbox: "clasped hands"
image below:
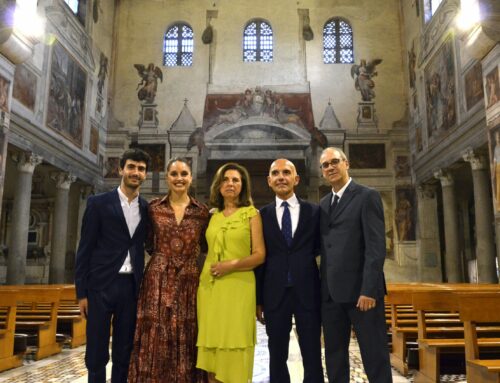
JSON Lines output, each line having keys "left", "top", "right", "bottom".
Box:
{"left": 210, "top": 261, "right": 231, "bottom": 278}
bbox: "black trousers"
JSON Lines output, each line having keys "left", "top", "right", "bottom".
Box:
{"left": 265, "top": 287, "right": 324, "bottom": 383}
{"left": 322, "top": 296, "right": 392, "bottom": 383}
{"left": 85, "top": 274, "right": 137, "bottom": 383}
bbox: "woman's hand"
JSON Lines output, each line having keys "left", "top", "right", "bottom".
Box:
{"left": 210, "top": 260, "right": 234, "bottom": 278}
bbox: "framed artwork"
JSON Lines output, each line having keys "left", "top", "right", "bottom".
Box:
{"left": 395, "top": 187, "right": 416, "bottom": 241}
{"left": 485, "top": 66, "right": 500, "bottom": 110}
{"left": 394, "top": 155, "right": 410, "bottom": 177}
{"left": 424, "top": 37, "right": 456, "bottom": 139}
{"left": 464, "top": 62, "right": 484, "bottom": 110}
{"left": 104, "top": 157, "right": 120, "bottom": 178}
{"left": 348, "top": 143, "right": 386, "bottom": 169}
{"left": 0, "top": 75, "right": 9, "bottom": 112}
{"left": 13, "top": 65, "right": 36, "bottom": 111}
{"left": 46, "top": 41, "right": 87, "bottom": 147}
{"left": 129, "top": 144, "right": 165, "bottom": 172}
{"left": 89, "top": 125, "right": 99, "bottom": 155}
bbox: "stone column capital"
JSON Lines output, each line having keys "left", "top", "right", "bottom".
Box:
{"left": 417, "top": 183, "right": 437, "bottom": 199}
{"left": 434, "top": 169, "right": 454, "bottom": 187}
{"left": 462, "top": 149, "right": 487, "bottom": 170}
{"left": 51, "top": 172, "right": 76, "bottom": 190}
{"left": 12, "top": 152, "right": 43, "bottom": 174}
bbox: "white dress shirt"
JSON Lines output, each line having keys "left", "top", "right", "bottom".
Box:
{"left": 331, "top": 177, "right": 352, "bottom": 204}
{"left": 117, "top": 187, "right": 141, "bottom": 273}
{"left": 275, "top": 193, "right": 300, "bottom": 237}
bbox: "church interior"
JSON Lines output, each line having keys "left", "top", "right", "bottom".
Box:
{"left": 0, "top": 0, "right": 499, "bottom": 382}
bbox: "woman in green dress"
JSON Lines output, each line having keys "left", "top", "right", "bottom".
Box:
{"left": 197, "top": 162, "right": 266, "bottom": 383}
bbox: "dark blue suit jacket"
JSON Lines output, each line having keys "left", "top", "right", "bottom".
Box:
{"left": 256, "top": 198, "right": 321, "bottom": 311}
{"left": 319, "top": 181, "right": 387, "bottom": 303}
{"left": 74, "top": 189, "right": 149, "bottom": 299}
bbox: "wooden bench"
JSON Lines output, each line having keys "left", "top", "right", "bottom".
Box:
{"left": 0, "top": 290, "right": 24, "bottom": 372}
{"left": 459, "top": 293, "right": 500, "bottom": 383}
{"left": 0, "top": 286, "right": 62, "bottom": 360}
{"left": 8, "top": 285, "right": 86, "bottom": 348}
{"left": 412, "top": 290, "right": 500, "bottom": 383}
{"left": 386, "top": 283, "right": 500, "bottom": 376}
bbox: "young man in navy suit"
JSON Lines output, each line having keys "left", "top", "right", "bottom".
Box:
{"left": 256, "top": 158, "right": 324, "bottom": 383}
{"left": 319, "top": 147, "right": 392, "bottom": 383}
{"left": 75, "top": 148, "right": 151, "bottom": 383}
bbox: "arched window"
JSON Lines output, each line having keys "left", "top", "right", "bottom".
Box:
{"left": 243, "top": 19, "right": 273, "bottom": 62}
{"left": 163, "top": 23, "right": 194, "bottom": 67}
{"left": 323, "top": 18, "right": 354, "bottom": 64}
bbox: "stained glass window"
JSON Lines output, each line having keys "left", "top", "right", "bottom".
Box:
{"left": 323, "top": 18, "right": 353, "bottom": 64}
{"left": 243, "top": 19, "right": 273, "bottom": 62}
{"left": 163, "top": 23, "right": 194, "bottom": 67}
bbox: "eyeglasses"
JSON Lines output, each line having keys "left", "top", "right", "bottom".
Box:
{"left": 320, "top": 158, "right": 344, "bottom": 169}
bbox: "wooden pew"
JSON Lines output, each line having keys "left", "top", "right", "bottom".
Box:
{"left": 6, "top": 285, "right": 86, "bottom": 348}
{"left": 0, "top": 290, "right": 23, "bottom": 372}
{"left": 412, "top": 290, "right": 500, "bottom": 383}
{"left": 459, "top": 293, "right": 500, "bottom": 383}
{"left": 0, "top": 286, "right": 62, "bottom": 360}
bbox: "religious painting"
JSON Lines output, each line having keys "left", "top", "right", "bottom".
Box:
{"left": 485, "top": 66, "right": 500, "bottom": 110}
{"left": 348, "top": 143, "right": 386, "bottom": 169}
{"left": 465, "top": 62, "right": 484, "bottom": 110}
{"left": 46, "top": 41, "right": 87, "bottom": 148}
{"left": 89, "top": 125, "right": 99, "bottom": 155}
{"left": 104, "top": 157, "right": 120, "bottom": 178}
{"left": 13, "top": 65, "right": 36, "bottom": 111}
{"left": 424, "top": 37, "right": 456, "bottom": 139}
{"left": 0, "top": 75, "right": 9, "bottom": 112}
{"left": 129, "top": 143, "right": 165, "bottom": 172}
{"left": 394, "top": 155, "right": 410, "bottom": 178}
{"left": 380, "top": 191, "right": 394, "bottom": 259}
{"left": 395, "top": 186, "right": 416, "bottom": 241}
{"left": 489, "top": 125, "right": 500, "bottom": 211}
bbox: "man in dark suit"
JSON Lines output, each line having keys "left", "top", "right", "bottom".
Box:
{"left": 319, "top": 147, "right": 392, "bottom": 383}
{"left": 75, "top": 148, "right": 151, "bottom": 383}
{"left": 256, "top": 158, "right": 324, "bottom": 383}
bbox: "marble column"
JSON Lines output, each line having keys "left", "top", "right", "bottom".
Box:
{"left": 463, "top": 150, "right": 498, "bottom": 283}
{"left": 434, "top": 169, "right": 463, "bottom": 282}
{"left": 416, "top": 183, "right": 442, "bottom": 281}
{"left": 49, "top": 172, "right": 76, "bottom": 284}
{"left": 6, "top": 152, "right": 43, "bottom": 284}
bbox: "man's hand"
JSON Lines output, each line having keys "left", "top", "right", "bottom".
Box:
{"left": 78, "top": 298, "right": 88, "bottom": 319}
{"left": 357, "top": 295, "right": 376, "bottom": 312}
{"left": 256, "top": 305, "right": 265, "bottom": 324}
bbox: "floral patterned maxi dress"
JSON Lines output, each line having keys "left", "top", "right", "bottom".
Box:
{"left": 128, "top": 196, "right": 209, "bottom": 383}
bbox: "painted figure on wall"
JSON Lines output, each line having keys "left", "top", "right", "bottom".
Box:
{"left": 134, "top": 63, "right": 163, "bottom": 103}
{"left": 465, "top": 62, "right": 484, "bottom": 110}
{"left": 395, "top": 188, "right": 416, "bottom": 241}
{"left": 408, "top": 42, "right": 416, "bottom": 89}
{"left": 494, "top": 131, "right": 500, "bottom": 210}
{"left": 394, "top": 155, "right": 410, "bottom": 178}
{"left": 46, "top": 41, "right": 87, "bottom": 147}
{"left": 97, "top": 53, "right": 108, "bottom": 96}
{"left": 486, "top": 67, "right": 500, "bottom": 109}
{"left": 0, "top": 75, "right": 9, "bottom": 112}
{"left": 424, "top": 38, "right": 456, "bottom": 139}
{"left": 13, "top": 65, "right": 36, "bottom": 111}
{"left": 350, "top": 59, "right": 383, "bottom": 102}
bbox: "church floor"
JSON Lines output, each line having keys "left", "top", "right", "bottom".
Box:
{"left": 0, "top": 322, "right": 465, "bottom": 383}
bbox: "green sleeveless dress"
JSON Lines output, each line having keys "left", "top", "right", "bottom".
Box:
{"left": 196, "top": 206, "right": 258, "bottom": 383}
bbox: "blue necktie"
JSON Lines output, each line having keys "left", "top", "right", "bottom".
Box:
{"left": 281, "top": 201, "right": 293, "bottom": 247}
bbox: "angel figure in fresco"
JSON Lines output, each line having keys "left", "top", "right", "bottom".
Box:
{"left": 350, "top": 58, "right": 383, "bottom": 101}
{"left": 134, "top": 63, "right": 163, "bottom": 103}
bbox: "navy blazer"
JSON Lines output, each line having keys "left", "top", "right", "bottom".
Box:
{"left": 74, "top": 189, "right": 149, "bottom": 299}
{"left": 256, "top": 198, "right": 321, "bottom": 311}
{"left": 319, "top": 181, "right": 387, "bottom": 303}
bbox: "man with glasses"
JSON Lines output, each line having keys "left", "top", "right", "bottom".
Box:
{"left": 319, "top": 147, "right": 392, "bottom": 383}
